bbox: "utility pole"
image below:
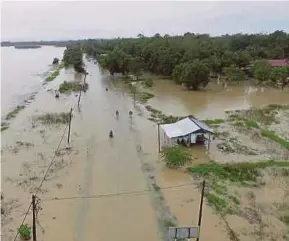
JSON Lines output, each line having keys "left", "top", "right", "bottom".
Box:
{"left": 67, "top": 107, "right": 73, "bottom": 144}
{"left": 157, "top": 123, "right": 161, "bottom": 153}
{"left": 196, "top": 180, "right": 206, "bottom": 241}
{"left": 32, "top": 195, "right": 37, "bottom": 241}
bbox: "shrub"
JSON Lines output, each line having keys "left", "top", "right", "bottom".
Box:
{"left": 160, "top": 146, "right": 191, "bottom": 168}
{"left": 18, "top": 224, "right": 31, "bottom": 240}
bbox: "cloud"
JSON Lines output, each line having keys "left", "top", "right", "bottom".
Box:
{"left": 1, "top": 1, "right": 289, "bottom": 41}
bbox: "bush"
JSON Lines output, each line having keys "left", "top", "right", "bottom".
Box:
{"left": 160, "top": 146, "right": 191, "bottom": 168}
{"left": 18, "top": 224, "right": 31, "bottom": 240}
{"left": 59, "top": 81, "right": 88, "bottom": 94}
{"left": 143, "top": 78, "right": 153, "bottom": 87}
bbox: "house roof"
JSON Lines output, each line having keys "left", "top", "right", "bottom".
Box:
{"left": 160, "top": 116, "right": 214, "bottom": 138}
{"left": 266, "top": 59, "right": 289, "bottom": 67}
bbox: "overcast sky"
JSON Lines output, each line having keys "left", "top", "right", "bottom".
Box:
{"left": 1, "top": 1, "right": 289, "bottom": 41}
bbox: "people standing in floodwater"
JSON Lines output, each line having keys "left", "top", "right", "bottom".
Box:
{"left": 129, "top": 111, "right": 133, "bottom": 116}
{"left": 106, "top": 88, "right": 108, "bottom": 91}
{"left": 109, "top": 130, "right": 114, "bottom": 138}
{"left": 116, "top": 110, "right": 119, "bottom": 116}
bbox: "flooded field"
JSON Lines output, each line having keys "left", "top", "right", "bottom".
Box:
{"left": 1, "top": 49, "right": 289, "bottom": 241}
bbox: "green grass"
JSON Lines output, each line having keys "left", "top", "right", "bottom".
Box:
{"left": 5, "top": 105, "right": 25, "bottom": 120}
{"left": 190, "top": 161, "right": 289, "bottom": 215}
{"left": 59, "top": 81, "right": 88, "bottom": 94}
{"left": 206, "top": 193, "right": 227, "bottom": 212}
{"left": 280, "top": 215, "right": 289, "bottom": 225}
{"left": 45, "top": 62, "right": 64, "bottom": 82}
{"left": 152, "top": 183, "right": 161, "bottom": 191}
{"left": 1, "top": 126, "right": 9, "bottom": 132}
{"left": 189, "top": 161, "right": 289, "bottom": 184}
{"left": 145, "top": 105, "right": 184, "bottom": 124}
{"left": 261, "top": 130, "right": 289, "bottom": 150}
{"left": 139, "top": 92, "right": 154, "bottom": 103}
{"left": 204, "top": 119, "right": 225, "bottom": 125}
{"left": 161, "top": 146, "right": 191, "bottom": 168}
{"left": 163, "top": 219, "right": 177, "bottom": 228}
{"left": 244, "top": 120, "right": 260, "bottom": 129}
{"left": 35, "top": 112, "right": 71, "bottom": 125}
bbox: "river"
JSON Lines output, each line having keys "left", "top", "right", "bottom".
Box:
{"left": 1, "top": 47, "right": 289, "bottom": 241}
{"left": 1, "top": 46, "right": 65, "bottom": 118}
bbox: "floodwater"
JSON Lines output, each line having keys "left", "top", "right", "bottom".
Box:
{"left": 2, "top": 48, "right": 289, "bottom": 241}
{"left": 149, "top": 79, "right": 289, "bottom": 119}
{"left": 1, "top": 46, "right": 65, "bottom": 118}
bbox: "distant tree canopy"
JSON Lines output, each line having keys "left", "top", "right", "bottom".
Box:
{"left": 80, "top": 31, "right": 289, "bottom": 89}
{"left": 62, "top": 45, "right": 85, "bottom": 73}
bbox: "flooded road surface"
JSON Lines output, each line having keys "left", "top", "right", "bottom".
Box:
{"left": 1, "top": 46, "right": 65, "bottom": 118}
{"left": 2, "top": 50, "right": 289, "bottom": 241}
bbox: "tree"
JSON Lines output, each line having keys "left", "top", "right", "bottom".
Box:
{"left": 81, "top": 31, "right": 289, "bottom": 88}
{"left": 172, "top": 60, "right": 210, "bottom": 90}
{"left": 253, "top": 61, "right": 271, "bottom": 83}
{"left": 224, "top": 66, "right": 246, "bottom": 83}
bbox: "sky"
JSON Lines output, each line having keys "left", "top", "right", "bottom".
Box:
{"left": 1, "top": 1, "right": 289, "bottom": 41}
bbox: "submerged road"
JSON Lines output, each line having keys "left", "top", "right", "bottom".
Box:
{"left": 74, "top": 62, "right": 160, "bottom": 241}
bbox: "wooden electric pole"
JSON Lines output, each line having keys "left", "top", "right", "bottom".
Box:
{"left": 67, "top": 108, "right": 73, "bottom": 144}
{"left": 157, "top": 123, "right": 161, "bottom": 153}
{"left": 196, "top": 180, "right": 206, "bottom": 241}
{"left": 32, "top": 195, "right": 37, "bottom": 241}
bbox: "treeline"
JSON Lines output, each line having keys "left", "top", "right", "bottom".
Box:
{"left": 82, "top": 31, "right": 289, "bottom": 90}
{"left": 62, "top": 45, "right": 85, "bottom": 73}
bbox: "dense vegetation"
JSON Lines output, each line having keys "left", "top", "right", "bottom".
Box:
{"left": 81, "top": 31, "right": 289, "bottom": 89}
{"left": 62, "top": 45, "right": 85, "bottom": 73}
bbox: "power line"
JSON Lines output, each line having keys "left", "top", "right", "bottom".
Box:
{"left": 12, "top": 100, "right": 78, "bottom": 241}
{"left": 41, "top": 182, "right": 199, "bottom": 202}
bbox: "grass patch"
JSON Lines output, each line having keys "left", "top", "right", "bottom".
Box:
{"left": 59, "top": 81, "right": 88, "bottom": 94}
{"left": 5, "top": 105, "right": 25, "bottom": 120}
{"left": 204, "top": 119, "right": 225, "bottom": 125}
{"left": 244, "top": 120, "right": 260, "bottom": 129}
{"left": 45, "top": 62, "right": 64, "bottom": 81}
{"left": 139, "top": 92, "right": 154, "bottom": 103}
{"left": 145, "top": 105, "right": 184, "bottom": 124}
{"left": 152, "top": 183, "right": 161, "bottom": 191}
{"left": 189, "top": 161, "right": 289, "bottom": 184}
{"left": 261, "top": 130, "right": 289, "bottom": 150}
{"left": 1, "top": 126, "right": 9, "bottom": 132}
{"left": 142, "top": 78, "right": 154, "bottom": 88}
{"left": 163, "top": 219, "right": 177, "bottom": 228}
{"left": 160, "top": 146, "right": 191, "bottom": 169}
{"left": 280, "top": 215, "right": 289, "bottom": 225}
{"left": 190, "top": 161, "right": 289, "bottom": 215}
{"left": 35, "top": 112, "right": 71, "bottom": 125}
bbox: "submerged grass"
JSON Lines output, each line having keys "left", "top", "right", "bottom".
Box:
{"left": 59, "top": 81, "right": 88, "bottom": 94}
{"left": 160, "top": 146, "right": 191, "bottom": 168}
{"left": 5, "top": 105, "right": 25, "bottom": 120}
{"left": 1, "top": 126, "right": 9, "bottom": 132}
{"left": 139, "top": 92, "right": 154, "bottom": 103}
{"left": 145, "top": 105, "right": 184, "bottom": 124}
{"left": 204, "top": 119, "right": 225, "bottom": 125}
{"left": 35, "top": 112, "right": 71, "bottom": 125}
{"left": 189, "top": 161, "right": 289, "bottom": 184}
{"left": 189, "top": 161, "right": 289, "bottom": 214}
{"left": 45, "top": 62, "right": 64, "bottom": 82}
{"left": 261, "top": 130, "right": 289, "bottom": 150}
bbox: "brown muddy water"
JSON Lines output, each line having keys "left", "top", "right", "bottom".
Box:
{"left": 1, "top": 49, "right": 289, "bottom": 241}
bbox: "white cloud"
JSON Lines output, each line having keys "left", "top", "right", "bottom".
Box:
{"left": 1, "top": 1, "right": 289, "bottom": 41}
